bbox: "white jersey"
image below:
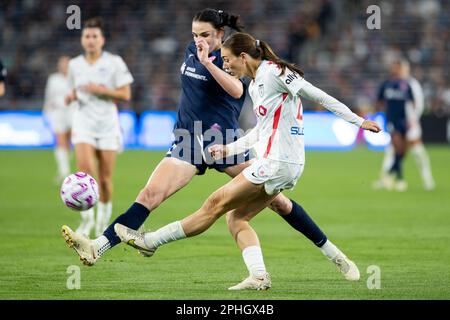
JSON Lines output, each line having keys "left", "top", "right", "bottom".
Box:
{"left": 68, "top": 51, "right": 133, "bottom": 138}
{"left": 227, "top": 60, "right": 365, "bottom": 165}
{"left": 43, "top": 72, "right": 71, "bottom": 112}
{"left": 406, "top": 77, "right": 424, "bottom": 120}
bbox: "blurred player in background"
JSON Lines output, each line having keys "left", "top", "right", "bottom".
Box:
{"left": 114, "top": 32, "right": 380, "bottom": 289}
{"left": 62, "top": 9, "right": 362, "bottom": 288}
{"left": 0, "top": 58, "right": 6, "bottom": 97}
{"left": 43, "top": 56, "right": 74, "bottom": 184}
{"left": 65, "top": 17, "right": 133, "bottom": 237}
{"left": 374, "top": 60, "right": 435, "bottom": 191}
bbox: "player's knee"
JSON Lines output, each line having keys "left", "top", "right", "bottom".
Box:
{"left": 137, "top": 187, "right": 164, "bottom": 210}
{"left": 203, "top": 191, "right": 226, "bottom": 218}
{"left": 269, "top": 195, "right": 291, "bottom": 216}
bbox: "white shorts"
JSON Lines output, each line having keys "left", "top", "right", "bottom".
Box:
{"left": 407, "top": 120, "right": 422, "bottom": 141}
{"left": 45, "top": 108, "right": 74, "bottom": 134}
{"left": 243, "top": 158, "right": 304, "bottom": 195}
{"left": 71, "top": 132, "right": 123, "bottom": 151}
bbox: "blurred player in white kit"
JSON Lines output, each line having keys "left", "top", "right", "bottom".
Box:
{"left": 43, "top": 56, "right": 74, "bottom": 184}
{"left": 65, "top": 17, "right": 134, "bottom": 237}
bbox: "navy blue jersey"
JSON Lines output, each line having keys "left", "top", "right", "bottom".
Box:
{"left": 176, "top": 41, "right": 246, "bottom": 135}
{"left": 378, "top": 79, "right": 413, "bottom": 124}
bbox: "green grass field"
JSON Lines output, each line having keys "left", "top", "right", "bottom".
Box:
{"left": 0, "top": 146, "right": 449, "bottom": 300}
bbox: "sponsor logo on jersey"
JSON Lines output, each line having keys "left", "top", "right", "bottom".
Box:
{"left": 258, "top": 84, "right": 264, "bottom": 97}
{"left": 258, "top": 105, "right": 267, "bottom": 116}
{"left": 290, "top": 126, "right": 304, "bottom": 135}
{"left": 285, "top": 72, "right": 299, "bottom": 85}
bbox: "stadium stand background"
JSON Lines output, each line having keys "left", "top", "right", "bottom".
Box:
{"left": 0, "top": 0, "right": 449, "bottom": 129}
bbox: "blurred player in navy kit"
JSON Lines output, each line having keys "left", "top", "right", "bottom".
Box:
{"left": 376, "top": 59, "right": 415, "bottom": 191}
{"left": 373, "top": 60, "right": 435, "bottom": 191}
{"left": 62, "top": 9, "right": 358, "bottom": 288}
{"left": 0, "top": 58, "right": 6, "bottom": 97}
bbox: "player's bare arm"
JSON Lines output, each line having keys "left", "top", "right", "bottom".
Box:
{"left": 82, "top": 83, "right": 131, "bottom": 101}
{"left": 196, "top": 38, "right": 243, "bottom": 99}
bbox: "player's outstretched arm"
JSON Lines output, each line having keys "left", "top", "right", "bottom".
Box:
{"left": 209, "top": 125, "right": 260, "bottom": 160}
{"left": 298, "top": 81, "right": 380, "bottom": 132}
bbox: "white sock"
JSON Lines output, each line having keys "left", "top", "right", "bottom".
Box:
{"left": 144, "top": 221, "right": 186, "bottom": 249}
{"left": 242, "top": 246, "right": 267, "bottom": 278}
{"left": 411, "top": 144, "right": 434, "bottom": 185}
{"left": 92, "top": 235, "right": 111, "bottom": 257}
{"left": 80, "top": 208, "right": 94, "bottom": 224}
{"left": 103, "top": 202, "right": 113, "bottom": 227}
{"left": 96, "top": 202, "right": 106, "bottom": 236}
{"left": 381, "top": 144, "right": 395, "bottom": 174}
{"left": 320, "top": 240, "right": 340, "bottom": 259}
{"left": 77, "top": 208, "right": 94, "bottom": 236}
{"left": 54, "top": 147, "right": 70, "bottom": 178}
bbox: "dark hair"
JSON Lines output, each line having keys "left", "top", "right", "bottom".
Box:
{"left": 223, "top": 32, "right": 304, "bottom": 77}
{"left": 83, "top": 17, "right": 104, "bottom": 34}
{"left": 193, "top": 8, "right": 244, "bottom": 31}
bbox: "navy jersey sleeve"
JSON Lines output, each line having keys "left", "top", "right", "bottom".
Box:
{"left": 0, "top": 59, "right": 6, "bottom": 82}
{"left": 377, "top": 82, "right": 385, "bottom": 102}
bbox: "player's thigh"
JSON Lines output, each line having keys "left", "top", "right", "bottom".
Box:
{"left": 144, "top": 157, "right": 198, "bottom": 198}
{"left": 206, "top": 173, "right": 274, "bottom": 214}
{"left": 97, "top": 149, "right": 117, "bottom": 179}
{"left": 227, "top": 188, "right": 279, "bottom": 223}
{"left": 74, "top": 143, "right": 96, "bottom": 174}
{"left": 223, "top": 158, "right": 255, "bottom": 178}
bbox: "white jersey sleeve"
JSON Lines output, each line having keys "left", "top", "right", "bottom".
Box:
{"left": 274, "top": 67, "right": 307, "bottom": 96}
{"left": 226, "top": 123, "right": 260, "bottom": 156}
{"left": 67, "top": 61, "right": 75, "bottom": 90}
{"left": 409, "top": 77, "right": 424, "bottom": 116}
{"left": 298, "top": 81, "right": 365, "bottom": 127}
{"left": 113, "top": 56, "right": 134, "bottom": 88}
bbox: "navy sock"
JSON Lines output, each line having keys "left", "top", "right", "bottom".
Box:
{"left": 390, "top": 153, "right": 404, "bottom": 179}
{"left": 281, "top": 199, "right": 327, "bottom": 247}
{"left": 103, "top": 202, "right": 150, "bottom": 247}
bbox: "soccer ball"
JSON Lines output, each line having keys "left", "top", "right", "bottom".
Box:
{"left": 60, "top": 172, "right": 99, "bottom": 211}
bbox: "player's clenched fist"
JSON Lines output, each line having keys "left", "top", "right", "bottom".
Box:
{"left": 208, "top": 144, "right": 228, "bottom": 160}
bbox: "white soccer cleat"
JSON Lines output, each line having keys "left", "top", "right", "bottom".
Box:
{"left": 114, "top": 223, "right": 156, "bottom": 257}
{"left": 394, "top": 180, "right": 408, "bottom": 192}
{"left": 331, "top": 252, "right": 360, "bottom": 281}
{"left": 424, "top": 179, "right": 435, "bottom": 191}
{"left": 61, "top": 225, "right": 98, "bottom": 266}
{"left": 380, "top": 173, "right": 395, "bottom": 191}
{"left": 228, "top": 273, "right": 271, "bottom": 291}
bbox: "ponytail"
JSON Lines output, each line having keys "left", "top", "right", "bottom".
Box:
{"left": 258, "top": 40, "right": 304, "bottom": 77}
{"left": 193, "top": 8, "right": 244, "bottom": 32}
{"left": 223, "top": 32, "right": 304, "bottom": 77}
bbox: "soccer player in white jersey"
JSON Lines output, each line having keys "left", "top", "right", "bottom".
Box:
{"left": 43, "top": 56, "right": 74, "bottom": 183}
{"left": 114, "top": 32, "right": 380, "bottom": 289}
{"left": 374, "top": 60, "right": 435, "bottom": 191}
{"left": 65, "top": 18, "right": 133, "bottom": 237}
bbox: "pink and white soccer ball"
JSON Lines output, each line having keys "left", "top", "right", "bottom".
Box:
{"left": 60, "top": 172, "right": 99, "bottom": 211}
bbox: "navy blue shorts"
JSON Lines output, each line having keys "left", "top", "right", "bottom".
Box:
{"left": 387, "top": 120, "right": 407, "bottom": 136}
{"left": 165, "top": 131, "right": 252, "bottom": 175}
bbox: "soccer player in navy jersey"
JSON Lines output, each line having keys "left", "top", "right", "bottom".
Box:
{"left": 62, "top": 9, "right": 359, "bottom": 286}
{"left": 376, "top": 59, "right": 415, "bottom": 191}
